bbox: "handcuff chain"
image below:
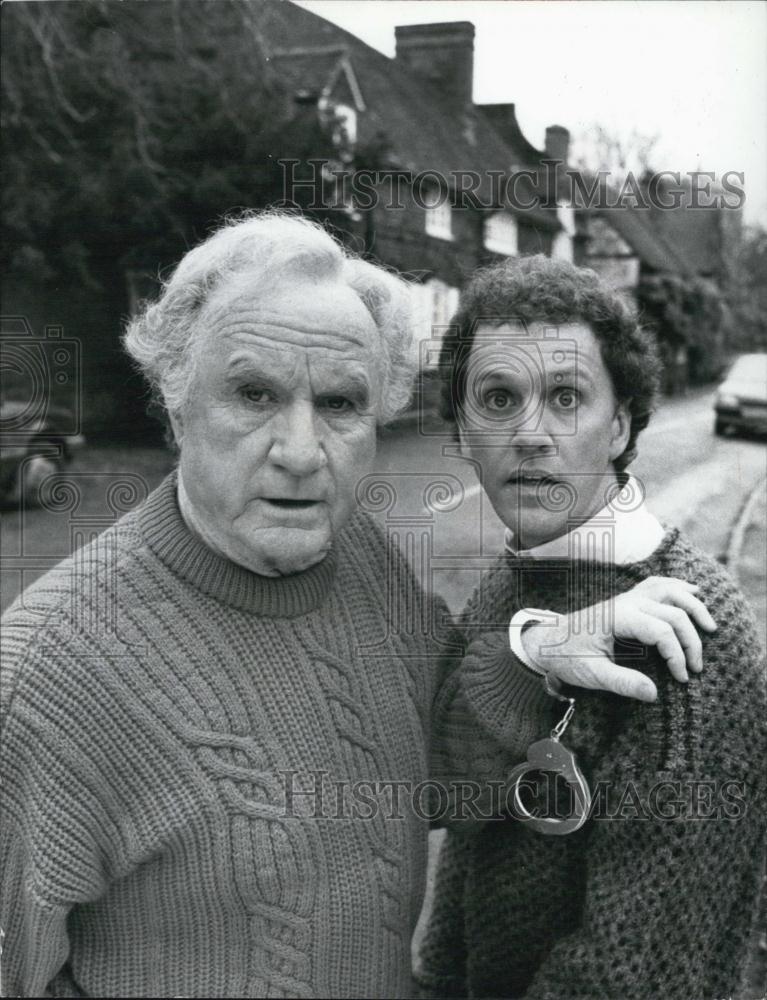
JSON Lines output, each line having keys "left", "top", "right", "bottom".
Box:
{"left": 551, "top": 697, "right": 576, "bottom": 741}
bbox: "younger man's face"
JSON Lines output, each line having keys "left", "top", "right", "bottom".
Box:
{"left": 460, "top": 320, "right": 631, "bottom": 549}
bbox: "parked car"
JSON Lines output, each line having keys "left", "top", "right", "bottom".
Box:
{"left": 714, "top": 353, "right": 767, "bottom": 437}
{"left": 0, "top": 401, "right": 85, "bottom": 506}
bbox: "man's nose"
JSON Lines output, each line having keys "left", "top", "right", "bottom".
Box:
{"left": 507, "top": 419, "right": 558, "bottom": 453}
{"left": 268, "top": 401, "right": 326, "bottom": 476}
{"left": 510, "top": 433, "right": 557, "bottom": 452}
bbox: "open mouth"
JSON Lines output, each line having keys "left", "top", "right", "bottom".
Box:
{"left": 508, "top": 472, "right": 558, "bottom": 486}
{"left": 263, "top": 498, "right": 321, "bottom": 509}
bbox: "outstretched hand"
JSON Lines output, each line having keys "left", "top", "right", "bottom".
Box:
{"left": 521, "top": 576, "right": 717, "bottom": 703}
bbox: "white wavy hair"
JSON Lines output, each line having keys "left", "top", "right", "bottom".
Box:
{"left": 123, "top": 211, "right": 417, "bottom": 425}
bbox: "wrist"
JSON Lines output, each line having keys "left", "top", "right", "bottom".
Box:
{"left": 510, "top": 608, "right": 560, "bottom": 674}
{"left": 519, "top": 621, "right": 546, "bottom": 672}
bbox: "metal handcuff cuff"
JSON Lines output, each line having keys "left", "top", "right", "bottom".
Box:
{"left": 507, "top": 610, "right": 592, "bottom": 836}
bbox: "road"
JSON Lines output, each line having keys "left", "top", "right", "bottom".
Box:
{"left": 633, "top": 390, "right": 766, "bottom": 566}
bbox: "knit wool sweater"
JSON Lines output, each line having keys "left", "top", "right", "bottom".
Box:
{"left": 0, "top": 473, "right": 550, "bottom": 999}
{"left": 417, "top": 530, "right": 767, "bottom": 1000}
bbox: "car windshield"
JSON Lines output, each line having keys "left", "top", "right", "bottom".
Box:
{"left": 727, "top": 355, "right": 767, "bottom": 383}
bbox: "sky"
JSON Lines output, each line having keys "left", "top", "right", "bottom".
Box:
{"left": 296, "top": 0, "right": 767, "bottom": 225}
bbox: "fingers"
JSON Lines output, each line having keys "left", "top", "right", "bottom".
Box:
{"left": 640, "top": 600, "right": 704, "bottom": 676}
{"left": 648, "top": 618, "right": 689, "bottom": 683}
{"left": 636, "top": 575, "right": 698, "bottom": 593}
{"left": 658, "top": 590, "right": 717, "bottom": 633}
{"left": 614, "top": 603, "right": 700, "bottom": 683}
{"left": 624, "top": 611, "right": 688, "bottom": 682}
{"left": 540, "top": 575, "right": 715, "bottom": 701}
{"left": 634, "top": 577, "right": 717, "bottom": 632}
{"left": 616, "top": 575, "right": 717, "bottom": 682}
{"left": 551, "top": 656, "right": 658, "bottom": 703}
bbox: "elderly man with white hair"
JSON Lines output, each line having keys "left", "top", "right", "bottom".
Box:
{"left": 1, "top": 213, "right": 714, "bottom": 999}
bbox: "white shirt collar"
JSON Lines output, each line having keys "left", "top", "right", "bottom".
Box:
{"left": 504, "top": 475, "right": 665, "bottom": 564}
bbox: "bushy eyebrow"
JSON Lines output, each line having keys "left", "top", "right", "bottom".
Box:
{"left": 224, "top": 357, "right": 371, "bottom": 405}
{"left": 317, "top": 376, "right": 371, "bottom": 406}
{"left": 223, "top": 363, "right": 287, "bottom": 399}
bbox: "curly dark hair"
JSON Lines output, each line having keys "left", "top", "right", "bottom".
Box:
{"left": 439, "top": 254, "right": 662, "bottom": 471}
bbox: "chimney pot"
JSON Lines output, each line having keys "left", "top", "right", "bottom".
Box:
{"left": 395, "top": 22, "right": 475, "bottom": 111}
{"left": 545, "top": 125, "right": 570, "bottom": 164}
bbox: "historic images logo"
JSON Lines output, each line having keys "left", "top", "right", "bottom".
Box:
{"left": 279, "top": 159, "right": 746, "bottom": 213}
{"left": 279, "top": 770, "right": 748, "bottom": 823}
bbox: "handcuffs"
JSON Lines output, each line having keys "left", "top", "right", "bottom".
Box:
{"left": 507, "top": 612, "right": 593, "bottom": 836}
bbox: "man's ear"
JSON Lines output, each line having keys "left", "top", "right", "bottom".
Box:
{"left": 456, "top": 419, "right": 472, "bottom": 459}
{"left": 609, "top": 401, "right": 632, "bottom": 462}
{"left": 168, "top": 409, "right": 184, "bottom": 447}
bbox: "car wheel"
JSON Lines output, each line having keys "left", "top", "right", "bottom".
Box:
{"left": 714, "top": 418, "right": 728, "bottom": 436}
{"left": 18, "top": 455, "right": 61, "bottom": 506}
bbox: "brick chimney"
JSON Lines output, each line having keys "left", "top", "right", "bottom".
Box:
{"left": 545, "top": 125, "right": 570, "bottom": 163}
{"left": 394, "top": 22, "right": 475, "bottom": 112}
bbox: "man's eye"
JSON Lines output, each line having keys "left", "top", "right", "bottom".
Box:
{"left": 483, "top": 389, "right": 516, "bottom": 411}
{"left": 321, "top": 396, "right": 355, "bottom": 413}
{"left": 552, "top": 388, "right": 579, "bottom": 409}
{"left": 240, "top": 386, "right": 273, "bottom": 405}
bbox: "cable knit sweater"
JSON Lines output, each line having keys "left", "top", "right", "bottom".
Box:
{"left": 417, "top": 530, "right": 767, "bottom": 1000}
{"left": 0, "top": 473, "right": 550, "bottom": 999}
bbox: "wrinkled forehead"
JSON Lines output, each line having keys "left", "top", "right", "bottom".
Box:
{"left": 467, "top": 320, "right": 602, "bottom": 377}
{"left": 199, "top": 271, "right": 384, "bottom": 365}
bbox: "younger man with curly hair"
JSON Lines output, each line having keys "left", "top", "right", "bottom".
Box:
{"left": 417, "top": 255, "right": 766, "bottom": 1000}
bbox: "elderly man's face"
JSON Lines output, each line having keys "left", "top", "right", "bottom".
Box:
{"left": 173, "top": 274, "right": 382, "bottom": 576}
{"left": 460, "top": 321, "right": 630, "bottom": 549}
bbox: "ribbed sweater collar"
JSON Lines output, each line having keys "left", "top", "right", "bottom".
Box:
{"left": 139, "top": 472, "right": 337, "bottom": 617}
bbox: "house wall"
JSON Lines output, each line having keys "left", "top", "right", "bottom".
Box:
{"left": 582, "top": 217, "right": 641, "bottom": 291}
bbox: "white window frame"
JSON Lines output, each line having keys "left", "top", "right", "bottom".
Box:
{"left": 330, "top": 102, "right": 357, "bottom": 148}
{"left": 423, "top": 187, "right": 453, "bottom": 241}
{"left": 412, "top": 279, "right": 460, "bottom": 368}
{"left": 552, "top": 202, "right": 576, "bottom": 262}
{"left": 483, "top": 212, "right": 518, "bottom": 256}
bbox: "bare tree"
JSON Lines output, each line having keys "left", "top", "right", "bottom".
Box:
{"left": 572, "top": 123, "right": 662, "bottom": 183}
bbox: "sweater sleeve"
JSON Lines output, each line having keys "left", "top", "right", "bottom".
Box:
{"left": 427, "top": 601, "right": 555, "bottom": 828}
{"left": 1, "top": 627, "right": 112, "bottom": 997}
{"left": 520, "top": 581, "right": 767, "bottom": 1000}
{"left": 1, "top": 825, "right": 84, "bottom": 998}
